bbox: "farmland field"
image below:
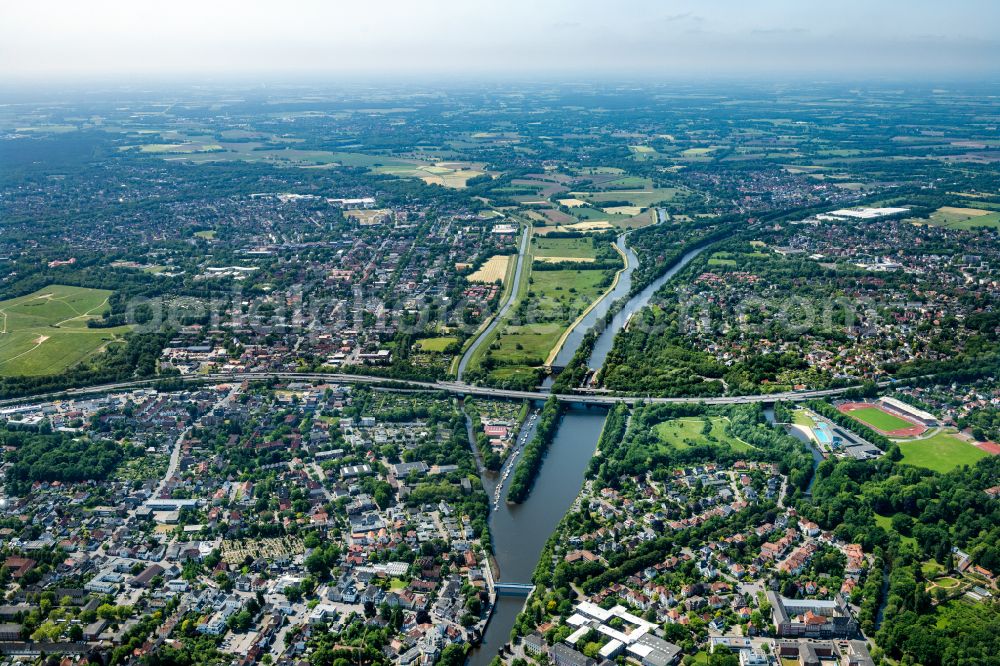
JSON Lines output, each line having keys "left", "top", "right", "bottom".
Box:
{"left": 139, "top": 142, "right": 223, "bottom": 154}
{"left": 898, "top": 431, "right": 989, "bottom": 473}
{"left": 531, "top": 236, "right": 598, "bottom": 259}
{"left": 569, "top": 188, "right": 681, "bottom": 208}
{"left": 708, "top": 252, "right": 738, "bottom": 267}
{"left": 921, "top": 206, "right": 1000, "bottom": 230}
{"left": 845, "top": 406, "right": 915, "bottom": 432}
{"left": 535, "top": 220, "right": 617, "bottom": 234}
{"left": 0, "top": 285, "right": 131, "bottom": 376}
{"left": 602, "top": 205, "right": 642, "bottom": 216}
{"left": 467, "top": 255, "right": 511, "bottom": 283}
{"left": 376, "top": 161, "right": 486, "bottom": 188}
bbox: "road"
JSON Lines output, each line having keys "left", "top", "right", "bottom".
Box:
{"left": 0, "top": 369, "right": 871, "bottom": 412}
{"left": 155, "top": 425, "right": 191, "bottom": 499}
{"left": 456, "top": 224, "right": 532, "bottom": 381}
{"left": 152, "top": 382, "right": 241, "bottom": 500}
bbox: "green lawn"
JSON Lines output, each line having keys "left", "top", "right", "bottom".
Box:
{"left": 654, "top": 417, "right": 753, "bottom": 452}
{"left": 791, "top": 409, "right": 817, "bottom": 428}
{"left": 0, "top": 285, "right": 131, "bottom": 376}
{"left": 415, "top": 337, "right": 458, "bottom": 353}
{"left": 934, "top": 576, "right": 961, "bottom": 590}
{"left": 922, "top": 560, "right": 946, "bottom": 578}
{"left": 707, "top": 252, "right": 737, "bottom": 267}
{"left": 898, "top": 432, "right": 989, "bottom": 474}
{"left": 873, "top": 512, "right": 917, "bottom": 547}
{"left": 846, "top": 406, "right": 914, "bottom": 432}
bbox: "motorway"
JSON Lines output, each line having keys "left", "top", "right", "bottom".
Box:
{"left": 0, "top": 370, "right": 863, "bottom": 411}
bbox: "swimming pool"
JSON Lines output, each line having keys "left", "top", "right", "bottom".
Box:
{"left": 813, "top": 422, "right": 833, "bottom": 445}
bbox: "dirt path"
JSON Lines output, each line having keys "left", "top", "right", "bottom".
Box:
{"left": 53, "top": 296, "right": 110, "bottom": 327}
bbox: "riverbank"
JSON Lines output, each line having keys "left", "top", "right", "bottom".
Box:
{"left": 468, "top": 407, "right": 606, "bottom": 666}
{"left": 506, "top": 396, "right": 562, "bottom": 503}
{"left": 467, "top": 236, "right": 732, "bottom": 664}
{"left": 544, "top": 237, "right": 630, "bottom": 367}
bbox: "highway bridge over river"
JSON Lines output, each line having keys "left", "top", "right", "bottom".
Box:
{"left": 0, "top": 370, "right": 862, "bottom": 411}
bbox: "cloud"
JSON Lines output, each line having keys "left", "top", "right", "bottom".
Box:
{"left": 0, "top": 0, "right": 997, "bottom": 79}
{"left": 660, "top": 12, "right": 704, "bottom": 24}
{"left": 548, "top": 21, "right": 582, "bottom": 30}
{"left": 751, "top": 27, "right": 809, "bottom": 36}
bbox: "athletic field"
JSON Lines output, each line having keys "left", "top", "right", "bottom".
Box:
{"left": 838, "top": 402, "right": 926, "bottom": 437}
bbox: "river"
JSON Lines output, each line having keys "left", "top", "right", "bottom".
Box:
{"left": 469, "top": 235, "right": 708, "bottom": 664}
{"left": 469, "top": 409, "right": 606, "bottom": 664}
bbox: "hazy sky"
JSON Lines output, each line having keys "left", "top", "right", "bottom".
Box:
{"left": 2, "top": 0, "right": 998, "bottom": 81}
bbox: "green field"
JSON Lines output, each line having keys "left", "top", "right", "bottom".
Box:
{"left": 571, "top": 206, "right": 616, "bottom": 222}
{"left": 569, "top": 188, "right": 681, "bottom": 208}
{"left": 531, "top": 236, "right": 598, "bottom": 259}
{"left": 922, "top": 206, "right": 1000, "bottom": 230}
{"left": 490, "top": 269, "right": 609, "bottom": 367}
{"left": 470, "top": 222, "right": 617, "bottom": 385}
{"left": 415, "top": 337, "right": 458, "bottom": 352}
{"left": 681, "top": 147, "right": 715, "bottom": 157}
{"left": 0, "top": 285, "right": 131, "bottom": 376}
{"left": 707, "top": 251, "right": 738, "bottom": 267}
{"left": 139, "top": 142, "right": 223, "bottom": 154}
{"left": 845, "top": 406, "right": 915, "bottom": 432}
{"left": 654, "top": 417, "right": 753, "bottom": 452}
{"left": 898, "top": 432, "right": 989, "bottom": 474}
{"left": 602, "top": 176, "right": 653, "bottom": 189}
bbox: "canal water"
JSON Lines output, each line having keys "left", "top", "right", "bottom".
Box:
{"left": 548, "top": 235, "right": 639, "bottom": 370}
{"left": 469, "top": 238, "right": 709, "bottom": 664}
{"left": 469, "top": 409, "right": 606, "bottom": 664}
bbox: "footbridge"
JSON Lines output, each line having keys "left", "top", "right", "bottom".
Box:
{"left": 494, "top": 582, "right": 536, "bottom": 597}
